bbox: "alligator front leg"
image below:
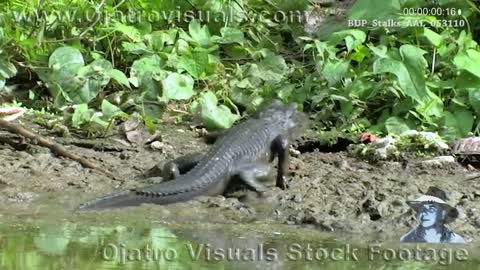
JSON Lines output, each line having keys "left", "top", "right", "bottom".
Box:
{"left": 235, "top": 162, "right": 271, "bottom": 193}
{"left": 271, "top": 135, "right": 290, "bottom": 189}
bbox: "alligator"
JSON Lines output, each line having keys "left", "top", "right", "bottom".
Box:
{"left": 78, "top": 99, "right": 305, "bottom": 210}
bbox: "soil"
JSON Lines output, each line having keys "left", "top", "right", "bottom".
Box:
{"left": 0, "top": 117, "right": 479, "bottom": 242}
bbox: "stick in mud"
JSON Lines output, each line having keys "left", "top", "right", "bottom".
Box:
{"left": 0, "top": 118, "right": 120, "bottom": 181}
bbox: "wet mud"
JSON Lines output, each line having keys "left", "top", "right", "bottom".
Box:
{"left": 0, "top": 119, "right": 479, "bottom": 242}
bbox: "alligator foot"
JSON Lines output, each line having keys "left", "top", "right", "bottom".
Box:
{"left": 235, "top": 162, "right": 270, "bottom": 193}
{"left": 271, "top": 135, "right": 290, "bottom": 189}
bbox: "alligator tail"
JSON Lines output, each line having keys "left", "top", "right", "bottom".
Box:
{"left": 77, "top": 191, "right": 145, "bottom": 211}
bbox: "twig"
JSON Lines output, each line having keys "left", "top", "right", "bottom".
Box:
{"left": 464, "top": 172, "right": 480, "bottom": 181}
{"left": 113, "top": 0, "right": 127, "bottom": 9}
{"left": 431, "top": 47, "right": 436, "bottom": 76}
{"left": 0, "top": 119, "right": 120, "bottom": 181}
{"left": 79, "top": 0, "right": 107, "bottom": 38}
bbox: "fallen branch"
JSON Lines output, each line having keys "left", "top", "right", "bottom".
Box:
{"left": 0, "top": 118, "right": 120, "bottom": 181}
{"left": 464, "top": 172, "right": 480, "bottom": 181}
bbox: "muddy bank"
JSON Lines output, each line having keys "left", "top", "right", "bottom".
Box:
{"left": 0, "top": 119, "right": 479, "bottom": 241}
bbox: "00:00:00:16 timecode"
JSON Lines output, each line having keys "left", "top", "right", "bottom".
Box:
{"left": 402, "top": 7, "right": 461, "bottom": 16}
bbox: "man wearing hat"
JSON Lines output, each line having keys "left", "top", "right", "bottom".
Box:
{"left": 400, "top": 187, "right": 465, "bottom": 243}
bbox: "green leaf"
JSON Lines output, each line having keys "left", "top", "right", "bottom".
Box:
{"left": 456, "top": 71, "right": 480, "bottom": 89}
{"left": 108, "top": 69, "right": 130, "bottom": 88}
{"left": 348, "top": 0, "right": 400, "bottom": 21}
{"left": 385, "top": 116, "right": 411, "bottom": 135}
{"left": 149, "top": 31, "right": 166, "bottom": 52}
{"left": 43, "top": 49, "right": 118, "bottom": 105}
{"left": 277, "top": 84, "right": 295, "bottom": 101}
{"left": 122, "top": 42, "right": 148, "bottom": 55}
{"left": 70, "top": 59, "right": 112, "bottom": 104}
{"left": 113, "top": 22, "right": 142, "bottom": 42}
{"left": 0, "top": 61, "right": 17, "bottom": 79}
{"left": 351, "top": 44, "right": 369, "bottom": 63}
{"left": 330, "top": 94, "right": 350, "bottom": 102}
{"left": 322, "top": 60, "right": 349, "bottom": 86}
{"left": 415, "top": 91, "right": 443, "bottom": 119}
{"left": 454, "top": 49, "right": 480, "bottom": 78}
{"left": 442, "top": 111, "right": 461, "bottom": 139}
{"left": 71, "top": 104, "right": 91, "bottom": 128}
{"left": 255, "top": 54, "right": 288, "bottom": 83}
{"left": 216, "top": 27, "right": 244, "bottom": 44}
{"left": 188, "top": 20, "right": 212, "bottom": 47}
{"left": 468, "top": 88, "right": 480, "bottom": 114}
{"left": 143, "top": 114, "right": 156, "bottom": 133}
{"left": 454, "top": 109, "right": 474, "bottom": 136}
{"left": 101, "top": 99, "right": 129, "bottom": 119}
{"left": 197, "top": 91, "right": 239, "bottom": 129}
{"left": 162, "top": 73, "right": 194, "bottom": 100}
{"left": 178, "top": 49, "right": 209, "bottom": 78}
{"left": 373, "top": 45, "right": 428, "bottom": 103}
{"left": 340, "top": 100, "right": 353, "bottom": 115}
{"left": 90, "top": 114, "right": 110, "bottom": 129}
{"left": 328, "top": 29, "right": 366, "bottom": 52}
{"left": 175, "top": 39, "right": 191, "bottom": 55}
{"left": 367, "top": 44, "right": 388, "bottom": 58}
{"left": 48, "top": 46, "right": 84, "bottom": 71}
{"left": 87, "top": 58, "right": 113, "bottom": 72}
{"left": 422, "top": 28, "right": 443, "bottom": 47}
{"left": 43, "top": 47, "right": 86, "bottom": 105}
{"left": 130, "top": 55, "right": 164, "bottom": 99}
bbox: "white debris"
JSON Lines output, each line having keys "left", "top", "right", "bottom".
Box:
{"left": 150, "top": 141, "right": 165, "bottom": 151}
{"left": 371, "top": 137, "right": 397, "bottom": 159}
{"left": 0, "top": 107, "right": 25, "bottom": 122}
{"left": 423, "top": 155, "right": 456, "bottom": 164}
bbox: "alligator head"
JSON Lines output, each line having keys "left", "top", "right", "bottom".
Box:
{"left": 258, "top": 99, "right": 307, "bottom": 136}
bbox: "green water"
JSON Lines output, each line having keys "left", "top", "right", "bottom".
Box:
{"left": 0, "top": 221, "right": 478, "bottom": 270}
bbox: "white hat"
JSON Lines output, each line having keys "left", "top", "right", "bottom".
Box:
{"left": 407, "top": 195, "right": 459, "bottom": 223}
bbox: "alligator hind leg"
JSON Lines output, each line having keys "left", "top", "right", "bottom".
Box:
{"left": 203, "top": 130, "right": 227, "bottom": 144}
{"left": 161, "top": 152, "right": 204, "bottom": 180}
{"left": 144, "top": 152, "right": 204, "bottom": 180}
{"left": 235, "top": 162, "right": 271, "bottom": 193}
{"left": 271, "top": 135, "right": 290, "bottom": 190}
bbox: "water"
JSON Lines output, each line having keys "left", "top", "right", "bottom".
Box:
{"left": 0, "top": 221, "right": 478, "bottom": 270}
{"left": 0, "top": 192, "right": 477, "bottom": 270}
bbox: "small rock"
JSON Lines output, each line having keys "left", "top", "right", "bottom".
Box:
{"left": 150, "top": 141, "right": 165, "bottom": 151}
{"left": 7, "top": 192, "right": 37, "bottom": 203}
{"left": 289, "top": 148, "right": 301, "bottom": 158}
{"left": 475, "top": 218, "right": 480, "bottom": 227}
{"left": 292, "top": 194, "right": 303, "bottom": 203}
{"left": 423, "top": 155, "right": 455, "bottom": 164}
{"left": 371, "top": 137, "right": 397, "bottom": 159}
{"left": 119, "top": 152, "right": 129, "bottom": 160}
{"left": 333, "top": 160, "right": 350, "bottom": 170}
{"left": 289, "top": 158, "right": 303, "bottom": 171}
{"left": 457, "top": 207, "right": 466, "bottom": 220}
